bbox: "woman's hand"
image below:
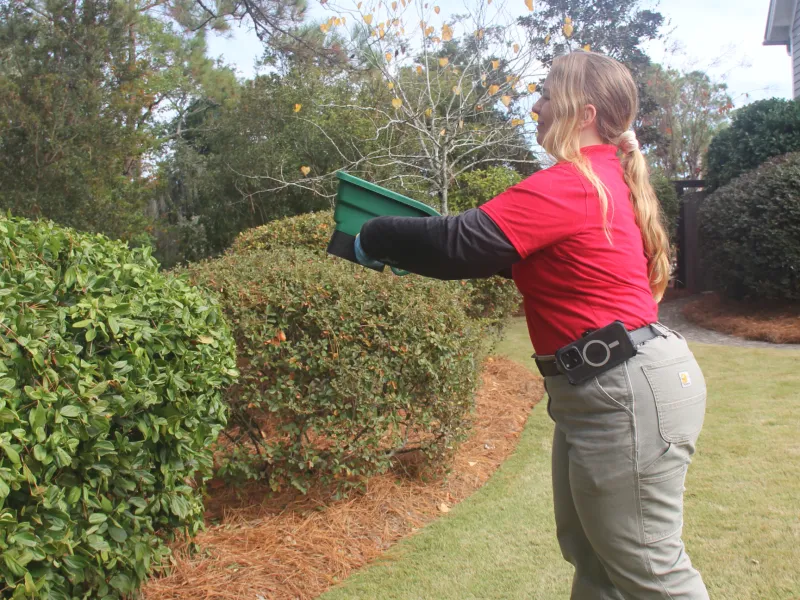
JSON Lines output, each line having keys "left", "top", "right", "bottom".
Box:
{"left": 354, "top": 234, "right": 385, "bottom": 270}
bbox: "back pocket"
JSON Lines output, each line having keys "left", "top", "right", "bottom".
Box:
{"left": 642, "top": 355, "right": 706, "bottom": 444}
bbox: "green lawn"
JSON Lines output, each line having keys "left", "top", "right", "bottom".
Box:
{"left": 318, "top": 318, "right": 800, "bottom": 600}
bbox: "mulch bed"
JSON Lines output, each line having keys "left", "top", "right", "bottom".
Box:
{"left": 141, "top": 357, "right": 543, "bottom": 600}
{"left": 682, "top": 293, "right": 800, "bottom": 344}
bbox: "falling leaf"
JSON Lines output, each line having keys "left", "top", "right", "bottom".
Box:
{"left": 385, "top": 52, "right": 393, "bottom": 62}
{"left": 527, "top": 83, "right": 537, "bottom": 93}
{"left": 392, "top": 0, "right": 397, "bottom": 7}
{"left": 387, "top": 81, "right": 394, "bottom": 89}
{"left": 488, "top": 84, "right": 499, "bottom": 95}
{"left": 501, "top": 95, "right": 511, "bottom": 107}
{"left": 391, "top": 97, "right": 402, "bottom": 109}
{"left": 511, "top": 118, "right": 524, "bottom": 127}
{"left": 513, "top": 43, "right": 520, "bottom": 53}
{"left": 363, "top": 13, "right": 373, "bottom": 25}
{"left": 531, "top": 111, "right": 539, "bottom": 121}
{"left": 452, "top": 85, "right": 462, "bottom": 94}
{"left": 563, "top": 22, "right": 573, "bottom": 37}
{"left": 524, "top": 0, "right": 533, "bottom": 10}
{"left": 492, "top": 59, "right": 499, "bottom": 70}
{"left": 416, "top": 65, "right": 424, "bottom": 74}
{"left": 294, "top": 103, "right": 302, "bottom": 113}
{"left": 425, "top": 107, "right": 433, "bottom": 117}
{"left": 300, "top": 166, "right": 311, "bottom": 176}
{"left": 438, "top": 503, "right": 450, "bottom": 513}
{"left": 583, "top": 44, "right": 591, "bottom": 51}
{"left": 434, "top": 5, "right": 440, "bottom": 13}
{"left": 439, "top": 128, "right": 446, "bottom": 136}
{"left": 442, "top": 24, "right": 453, "bottom": 41}
{"left": 544, "top": 34, "right": 551, "bottom": 44}
{"left": 439, "top": 57, "right": 449, "bottom": 67}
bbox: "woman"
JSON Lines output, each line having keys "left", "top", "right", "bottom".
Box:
{"left": 354, "top": 51, "right": 708, "bottom": 599}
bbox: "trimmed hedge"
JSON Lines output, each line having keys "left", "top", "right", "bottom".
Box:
{"left": 185, "top": 248, "right": 482, "bottom": 496}
{"left": 699, "top": 152, "right": 800, "bottom": 301}
{"left": 0, "top": 217, "right": 237, "bottom": 599}
{"left": 651, "top": 172, "right": 680, "bottom": 240}
{"left": 230, "top": 212, "right": 520, "bottom": 328}
{"left": 705, "top": 98, "right": 800, "bottom": 191}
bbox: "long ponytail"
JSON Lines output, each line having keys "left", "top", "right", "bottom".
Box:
{"left": 544, "top": 52, "right": 672, "bottom": 302}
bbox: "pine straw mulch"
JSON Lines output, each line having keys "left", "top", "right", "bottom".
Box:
{"left": 682, "top": 292, "right": 800, "bottom": 344}
{"left": 141, "top": 356, "right": 543, "bottom": 600}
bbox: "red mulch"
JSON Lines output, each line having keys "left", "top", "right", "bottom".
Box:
{"left": 682, "top": 293, "right": 800, "bottom": 344}
{"left": 141, "top": 357, "right": 543, "bottom": 600}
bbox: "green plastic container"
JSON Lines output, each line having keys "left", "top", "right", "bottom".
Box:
{"left": 327, "top": 171, "right": 440, "bottom": 273}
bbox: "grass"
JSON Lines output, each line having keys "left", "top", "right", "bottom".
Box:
{"left": 318, "top": 318, "right": 800, "bottom": 600}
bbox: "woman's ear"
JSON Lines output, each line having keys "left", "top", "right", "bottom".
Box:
{"left": 582, "top": 104, "right": 598, "bottom": 130}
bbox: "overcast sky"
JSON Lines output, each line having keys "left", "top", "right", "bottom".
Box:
{"left": 206, "top": 0, "right": 793, "bottom": 107}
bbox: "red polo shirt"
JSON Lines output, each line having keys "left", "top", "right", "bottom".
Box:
{"left": 480, "top": 144, "right": 658, "bottom": 355}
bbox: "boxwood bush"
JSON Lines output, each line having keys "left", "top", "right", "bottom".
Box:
{"left": 184, "top": 248, "right": 483, "bottom": 496}
{"left": 0, "top": 217, "right": 237, "bottom": 598}
{"left": 705, "top": 98, "right": 800, "bottom": 191}
{"left": 230, "top": 211, "right": 520, "bottom": 328}
{"left": 699, "top": 152, "right": 800, "bottom": 301}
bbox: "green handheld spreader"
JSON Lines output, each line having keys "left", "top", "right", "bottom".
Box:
{"left": 326, "top": 171, "right": 440, "bottom": 275}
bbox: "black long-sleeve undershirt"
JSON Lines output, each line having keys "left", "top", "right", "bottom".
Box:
{"left": 358, "top": 208, "right": 521, "bottom": 280}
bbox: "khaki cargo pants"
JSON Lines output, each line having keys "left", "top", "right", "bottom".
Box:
{"left": 544, "top": 330, "right": 709, "bottom": 599}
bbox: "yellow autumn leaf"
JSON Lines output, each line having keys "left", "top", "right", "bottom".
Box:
{"left": 459, "top": 119, "right": 464, "bottom": 128}
{"left": 363, "top": 13, "right": 373, "bottom": 25}
{"left": 334, "top": 17, "right": 342, "bottom": 26}
{"left": 392, "top": 0, "right": 397, "bottom": 7}
{"left": 432, "top": 36, "right": 441, "bottom": 43}
{"left": 583, "top": 44, "right": 591, "bottom": 51}
{"left": 531, "top": 111, "right": 539, "bottom": 121}
{"left": 475, "top": 28, "right": 484, "bottom": 39}
{"left": 434, "top": 5, "right": 440, "bottom": 13}
{"left": 426, "top": 25, "right": 434, "bottom": 35}
{"left": 391, "top": 97, "right": 402, "bottom": 109}
{"left": 439, "top": 57, "right": 449, "bottom": 67}
{"left": 513, "top": 43, "right": 520, "bottom": 53}
{"left": 452, "top": 85, "right": 462, "bottom": 94}
{"left": 294, "top": 103, "right": 302, "bottom": 113}
{"left": 438, "top": 502, "right": 450, "bottom": 513}
{"left": 420, "top": 19, "right": 426, "bottom": 29}
{"left": 385, "top": 52, "right": 393, "bottom": 62}
{"left": 501, "top": 95, "right": 511, "bottom": 107}
{"left": 319, "top": 23, "right": 329, "bottom": 33}
{"left": 198, "top": 335, "right": 214, "bottom": 344}
{"left": 524, "top": 0, "right": 533, "bottom": 10}
{"left": 492, "top": 59, "right": 499, "bottom": 70}
{"left": 439, "top": 128, "right": 446, "bottom": 136}
{"left": 544, "top": 34, "right": 551, "bottom": 44}
{"left": 300, "top": 166, "right": 311, "bottom": 176}
{"left": 442, "top": 24, "right": 453, "bottom": 41}
{"left": 563, "top": 22, "right": 573, "bottom": 37}
{"left": 425, "top": 107, "right": 432, "bottom": 117}
{"left": 528, "top": 83, "right": 537, "bottom": 93}
{"left": 511, "top": 118, "right": 524, "bottom": 127}
{"left": 387, "top": 81, "right": 394, "bottom": 89}
{"left": 488, "top": 84, "right": 500, "bottom": 95}
{"left": 416, "top": 65, "right": 423, "bottom": 75}
{"left": 357, "top": 1, "right": 362, "bottom": 7}
{"left": 565, "top": 16, "right": 572, "bottom": 24}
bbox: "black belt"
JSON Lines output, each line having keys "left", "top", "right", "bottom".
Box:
{"left": 534, "top": 323, "right": 668, "bottom": 378}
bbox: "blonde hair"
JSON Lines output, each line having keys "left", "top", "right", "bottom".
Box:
{"left": 542, "top": 51, "right": 671, "bottom": 302}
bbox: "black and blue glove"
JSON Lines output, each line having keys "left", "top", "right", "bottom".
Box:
{"left": 354, "top": 234, "right": 385, "bottom": 271}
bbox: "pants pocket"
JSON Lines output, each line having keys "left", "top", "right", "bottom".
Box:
{"left": 639, "top": 447, "right": 688, "bottom": 544}
{"left": 642, "top": 354, "right": 706, "bottom": 443}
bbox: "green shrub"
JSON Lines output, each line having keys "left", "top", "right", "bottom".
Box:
{"left": 231, "top": 212, "right": 520, "bottom": 329}
{"left": 650, "top": 172, "right": 680, "bottom": 240}
{"left": 705, "top": 98, "right": 800, "bottom": 191}
{"left": 449, "top": 166, "right": 522, "bottom": 214}
{"left": 699, "top": 152, "right": 800, "bottom": 301}
{"left": 184, "top": 248, "right": 482, "bottom": 497}
{"left": 228, "top": 211, "right": 334, "bottom": 255}
{"left": 0, "top": 217, "right": 237, "bottom": 599}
